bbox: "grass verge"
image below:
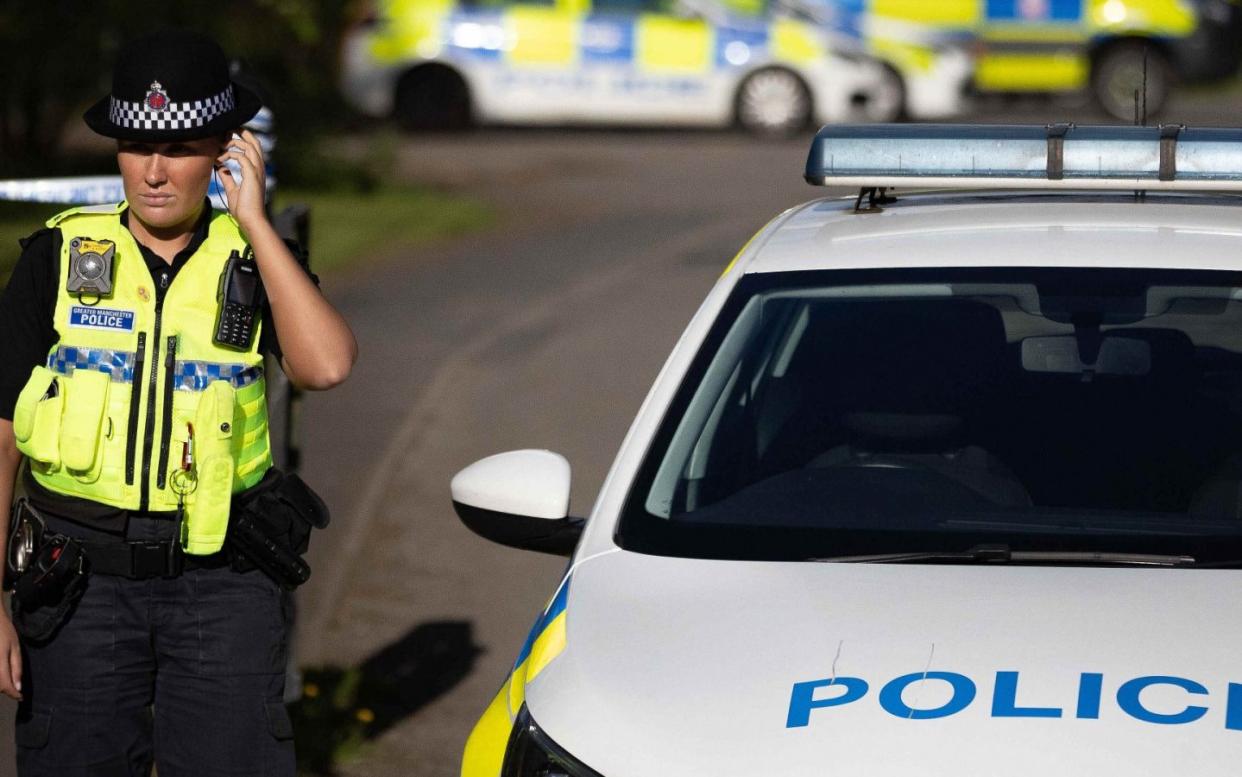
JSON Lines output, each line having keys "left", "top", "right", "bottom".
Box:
{"left": 275, "top": 185, "right": 493, "bottom": 274}
{"left": 0, "top": 186, "right": 492, "bottom": 286}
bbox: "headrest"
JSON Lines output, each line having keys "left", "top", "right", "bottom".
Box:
{"left": 1101, "top": 328, "right": 1196, "bottom": 386}
{"left": 803, "top": 299, "right": 1009, "bottom": 415}
{"left": 841, "top": 412, "right": 964, "bottom": 451}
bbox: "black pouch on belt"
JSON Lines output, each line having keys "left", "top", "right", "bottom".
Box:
{"left": 225, "top": 469, "right": 330, "bottom": 589}
{"left": 6, "top": 500, "right": 89, "bottom": 643}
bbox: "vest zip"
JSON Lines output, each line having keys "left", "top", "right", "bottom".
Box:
{"left": 156, "top": 335, "right": 178, "bottom": 490}
{"left": 124, "top": 332, "right": 147, "bottom": 486}
{"left": 138, "top": 300, "right": 164, "bottom": 512}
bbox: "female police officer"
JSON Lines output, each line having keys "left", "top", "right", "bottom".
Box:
{"left": 0, "top": 30, "right": 356, "bottom": 775}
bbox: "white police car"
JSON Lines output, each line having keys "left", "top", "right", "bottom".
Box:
{"left": 452, "top": 124, "right": 1242, "bottom": 776}
{"left": 341, "top": 0, "right": 907, "bottom": 134}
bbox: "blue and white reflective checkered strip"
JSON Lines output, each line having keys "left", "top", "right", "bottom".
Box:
{"left": 46, "top": 346, "right": 135, "bottom": 382}
{"left": 174, "top": 362, "right": 263, "bottom": 392}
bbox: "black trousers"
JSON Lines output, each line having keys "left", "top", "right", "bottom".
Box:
{"left": 13, "top": 517, "right": 296, "bottom": 777}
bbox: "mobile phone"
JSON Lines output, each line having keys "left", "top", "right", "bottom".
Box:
{"left": 214, "top": 250, "right": 265, "bottom": 349}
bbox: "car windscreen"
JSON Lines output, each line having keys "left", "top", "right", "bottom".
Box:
{"left": 618, "top": 267, "right": 1242, "bottom": 562}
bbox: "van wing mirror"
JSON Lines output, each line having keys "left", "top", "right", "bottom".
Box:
{"left": 450, "top": 450, "right": 582, "bottom": 556}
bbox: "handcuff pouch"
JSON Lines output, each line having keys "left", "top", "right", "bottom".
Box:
{"left": 6, "top": 502, "right": 89, "bottom": 644}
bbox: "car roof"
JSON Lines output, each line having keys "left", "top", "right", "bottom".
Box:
{"left": 743, "top": 191, "right": 1242, "bottom": 275}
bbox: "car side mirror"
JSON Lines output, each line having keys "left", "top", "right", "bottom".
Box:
{"left": 451, "top": 450, "right": 583, "bottom": 556}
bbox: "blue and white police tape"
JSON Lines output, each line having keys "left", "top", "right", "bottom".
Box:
{"left": 0, "top": 168, "right": 277, "bottom": 210}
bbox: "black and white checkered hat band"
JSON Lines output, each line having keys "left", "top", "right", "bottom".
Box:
{"left": 108, "top": 86, "right": 235, "bottom": 131}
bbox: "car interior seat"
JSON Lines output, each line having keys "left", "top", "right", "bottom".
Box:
{"left": 798, "top": 299, "right": 1032, "bottom": 508}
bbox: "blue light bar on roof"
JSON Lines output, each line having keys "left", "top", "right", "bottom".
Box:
{"left": 805, "top": 124, "right": 1242, "bottom": 191}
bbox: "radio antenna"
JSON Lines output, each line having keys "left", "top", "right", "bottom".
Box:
{"left": 1133, "top": 46, "right": 1150, "bottom": 127}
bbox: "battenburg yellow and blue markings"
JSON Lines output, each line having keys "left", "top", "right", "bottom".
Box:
{"left": 512, "top": 573, "right": 571, "bottom": 695}
{"left": 462, "top": 574, "right": 572, "bottom": 777}
{"left": 440, "top": 9, "right": 823, "bottom": 72}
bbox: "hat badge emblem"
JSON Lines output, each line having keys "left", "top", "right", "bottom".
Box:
{"left": 144, "top": 81, "right": 169, "bottom": 112}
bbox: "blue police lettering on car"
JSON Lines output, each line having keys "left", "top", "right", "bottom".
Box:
{"left": 992, "top": 671, "right": 1062, "bottom": 718}
{"left": 878, "top": 672, "right": 976, "bottom": 720}
{"left": 787, "top": 671, "right": 1242, "bottom": 730}
{"left": 1077, "top": 672, "right": 1104, "bottom": 719}
{"left": 1116, "top": 676, "right": 1210, "bottom": 725}
{"left": 786, "top": 677, "right": 869, "bottom": 728}
{"left": 1228, "top": 685, "right": 1242, "bottom": 730}
{"left": 69, "top": 306, "right": 135, "bottom": 332}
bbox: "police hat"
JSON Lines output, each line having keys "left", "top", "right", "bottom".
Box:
{"left": 83, "top": 30, "right": 262, "bottom": 143}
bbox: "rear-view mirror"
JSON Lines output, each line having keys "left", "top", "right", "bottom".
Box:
{"left": 1021, "top": 335, "right": 1152, "bottom": 376}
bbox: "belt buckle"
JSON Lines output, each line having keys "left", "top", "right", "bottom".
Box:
{"left": 130, "top": 541, "right": 181, "bottom": 579}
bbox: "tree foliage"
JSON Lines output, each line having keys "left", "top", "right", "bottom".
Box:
{"left": 0, "top": 0, "right": 361, "bottom": 180}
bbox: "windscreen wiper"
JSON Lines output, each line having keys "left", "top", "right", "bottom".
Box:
{"left": 810, "top": 544, "right": 1196, "bottom": 567}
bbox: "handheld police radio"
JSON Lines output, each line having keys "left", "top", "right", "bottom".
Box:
{"left": 214, "top": 249, "right": 265, "bottom": 349}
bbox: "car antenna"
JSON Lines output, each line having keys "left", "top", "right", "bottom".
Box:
{"left": 1134, "top": 46, "right": 1150, "bottom": 201}
{"left": 1132, "top": 44, "right": 1151, "bottom": 125}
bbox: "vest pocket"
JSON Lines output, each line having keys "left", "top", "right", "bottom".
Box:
{"left": 234, "top": 378, "right": 272, "bottom": 484}
{"left": 13, "top": 367, "right": 64, "bottom": 470}
{"left": 60, "top": 368, "right": 110, "bottom": 480}
{"left": 184, "top": 380, "right": 237, "bottom": 555}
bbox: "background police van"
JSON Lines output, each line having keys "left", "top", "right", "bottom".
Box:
{"left": 817, "top": 0, "right": 1242, "bottom": 119}
{"left": 780, "top": 0, "right": 975, "bottom": 119}
{"left": 452, "top": 124, "right": 1242, "bottom": 775}
{"left": 340, "top": 0, "right": 906, "bottom": 135}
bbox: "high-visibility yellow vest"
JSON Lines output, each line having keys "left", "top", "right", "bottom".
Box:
{"left": 11, "top": 202, "right": 273, "bottom": 554}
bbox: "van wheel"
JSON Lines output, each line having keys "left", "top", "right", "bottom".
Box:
{"left": 394, "top": 66, "right": 473, "bottom": 131}
{"left": 1092, "top": 41, "right": 1171, "bottom": 121}
{"left": 736, "top": 69, "right": 812, "bottom": 137}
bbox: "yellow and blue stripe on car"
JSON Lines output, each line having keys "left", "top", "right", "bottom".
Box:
{"left": 462, "top": 574, "right": 572, "bottom": 777}
{"left": 436, "top": 6, "right": 827, "bottom": 75}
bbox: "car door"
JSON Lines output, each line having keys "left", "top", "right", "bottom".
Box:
{"left": 453, "top": 0, "right": 592, "bottom": 122}
{"left": 975, "top": 0, "right": 1087, "bottom": 92}
{"left": 577, "top": 0, "right": 724, "bottom": 123}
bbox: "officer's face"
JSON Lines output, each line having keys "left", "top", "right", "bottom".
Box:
{"left": 117, "top": 138, "right": 219, "bottom": 231}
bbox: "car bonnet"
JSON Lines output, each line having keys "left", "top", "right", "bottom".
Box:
{"left": 523, "top": 549, "right": 1242, "bottom": 776}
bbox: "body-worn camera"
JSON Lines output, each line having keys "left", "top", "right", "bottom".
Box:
{"left": 67, "top": 237, "right": 115, "bottom": 296}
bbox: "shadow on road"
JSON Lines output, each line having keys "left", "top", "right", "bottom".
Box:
{"left": 292, "top": 620, "right": 483, "bottom": 775}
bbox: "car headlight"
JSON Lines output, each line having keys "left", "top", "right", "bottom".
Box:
{"left": 503, "top": 705, "right": 604, "bottom": 777}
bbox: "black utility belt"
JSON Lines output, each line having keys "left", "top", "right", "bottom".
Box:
{"left": 79, "top": 537, "right": 231, "bottom": 579}
{"left": 8, "top": 470, "right": 329, "bottom": 592}
{"left": 6, "top": 501, "right": 225, "bottom": 587}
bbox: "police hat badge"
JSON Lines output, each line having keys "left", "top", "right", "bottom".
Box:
{"left": 67, "top": 237, "right": 116, "bottom": 297}
{"left": 144, "top": 81, "right": 170, "bottom": 112}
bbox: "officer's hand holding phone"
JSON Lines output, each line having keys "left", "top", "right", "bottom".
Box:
{"left": 215, "top": 129, "right": 268, "bottom": 234}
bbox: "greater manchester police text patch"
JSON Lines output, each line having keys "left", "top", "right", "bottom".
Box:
{"left": 70, "top": 306, "right": 135, "bottom": 332}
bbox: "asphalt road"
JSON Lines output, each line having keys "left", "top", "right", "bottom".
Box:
{"left": 2, "top": 87, "right": 1241, "bottom": 776}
